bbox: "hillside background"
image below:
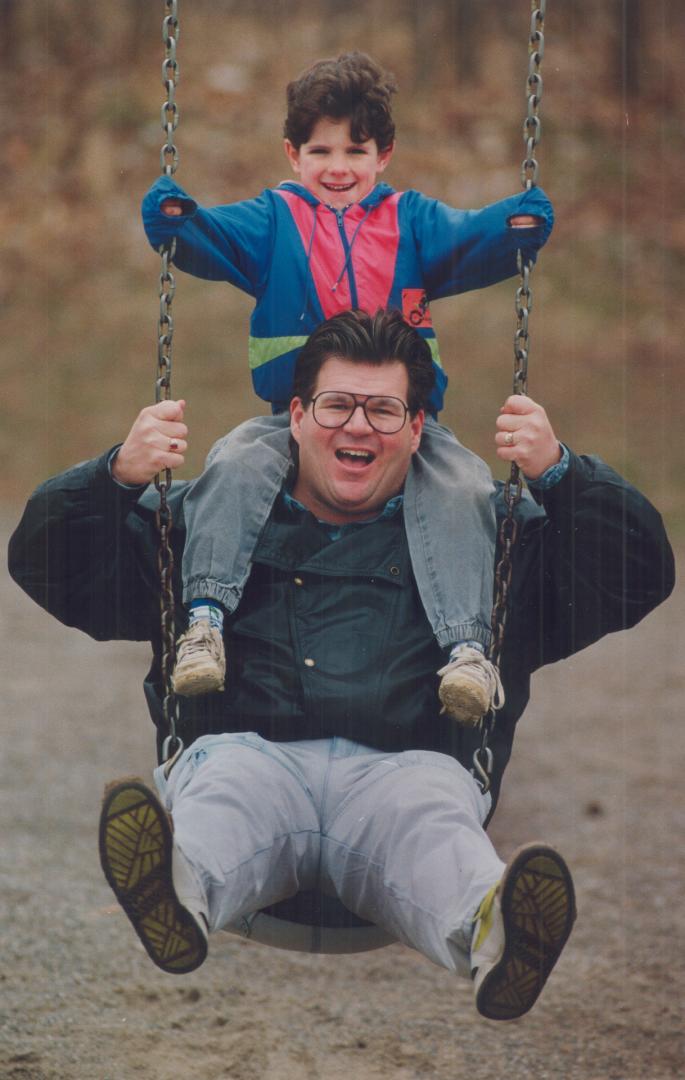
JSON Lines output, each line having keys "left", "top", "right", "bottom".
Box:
{"left": 2, "top": 0, "right": 684, "bottom": 534}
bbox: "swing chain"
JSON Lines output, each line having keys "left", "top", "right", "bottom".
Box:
{"left": 522, "top": 2, "right": 546, "bottom": 190}
{"left": 477, "top": 1, "right": 547, "bottom": 793}
{"left": 161, "top": 0, "right": 180, "bottom": 176}
{"left": 155, "top": 0, "right": 182, "bottom": 759}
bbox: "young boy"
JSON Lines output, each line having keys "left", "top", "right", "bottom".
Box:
{"left": 141, "top": 52, "right": 553, "bottom": 725}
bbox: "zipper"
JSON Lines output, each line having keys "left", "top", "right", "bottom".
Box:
{"left": 332, "top": 207, "right": 359, "bottom": 308}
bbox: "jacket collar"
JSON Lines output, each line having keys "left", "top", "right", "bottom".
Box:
{"left": 275, "top": 181, "right": 396, "bottom": 212}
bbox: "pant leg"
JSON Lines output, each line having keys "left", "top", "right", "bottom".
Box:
{"left": 404, "top": 416, "right": 496, "bottom": 650}
{"left": 181, "top": 413, "right": 292, "bottom": 611}
{"left": 321, "top": 746, "right": 505, "bottom": 976}
{"left": 153, "top": 732, "right": 321, "bottom": 934}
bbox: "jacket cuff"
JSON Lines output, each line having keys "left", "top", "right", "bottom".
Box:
{"left": 533, "top": 448, "right": 595, "bottom": 511}
{"left": 106, "top": 446, "right": 150, "bottom": 492}
{"left": 526, "top": 443, "right": 570, "bottom": 491}
{"left": 86, "top": 447, "right": 150, "bottom": 512}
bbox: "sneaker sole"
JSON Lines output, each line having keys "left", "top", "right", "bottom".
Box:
{"left": 475, "top": 843, "right": 576, "bottom": 1021}
{"left": 98, "top": 780, "right": 207, "bottom": 974}
{"left": 172, "top": 665, "right": 225, "bottom": 697}
{"left": 439, "top": 679, "right": 489, "bottom": 726}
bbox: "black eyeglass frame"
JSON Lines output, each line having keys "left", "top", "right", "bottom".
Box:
{"left": 309, "top": 391, "right": 410, "bottom": 434}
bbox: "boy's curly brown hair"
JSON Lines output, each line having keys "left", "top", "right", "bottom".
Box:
{"left": 284, "top": 52, "right": 397, "bottom": 151}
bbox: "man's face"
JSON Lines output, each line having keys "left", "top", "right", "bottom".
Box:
{"left": 284, "top": 116, "right": 394, "bottom": 210}
{"left": 290, "top": 357, "right": 423, "bottom": 524}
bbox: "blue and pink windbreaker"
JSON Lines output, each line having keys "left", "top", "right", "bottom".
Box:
{"left": 142, "top": 176, "right": 553, "bottom": 415}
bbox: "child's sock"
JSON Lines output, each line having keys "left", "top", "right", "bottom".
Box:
{"left": 189, "top": 599, "right": 224, "bottom": 633}
{"left": 448, "top": 640, "right": 485, "bottom": 661}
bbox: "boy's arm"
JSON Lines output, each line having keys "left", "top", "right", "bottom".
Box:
{"left": 405, "top": 186, "right": 554, "bottom": 299}
{"left": 141, "top": 175, "right": 275, "bottom": 296}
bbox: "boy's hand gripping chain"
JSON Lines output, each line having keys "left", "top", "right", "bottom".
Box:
{"left": 474, "top": 1, "right": 547, "bottom": 794}
{"left": 155, "top": 0, "right": 182, "bottom": 770}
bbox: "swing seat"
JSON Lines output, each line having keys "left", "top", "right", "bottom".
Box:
{"left": 229, "top": 892, "right": 395, "bottom": 954}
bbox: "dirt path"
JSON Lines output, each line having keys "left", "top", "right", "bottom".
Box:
{"left": 1, "top": 514, "right": 683, "bottom": 1080}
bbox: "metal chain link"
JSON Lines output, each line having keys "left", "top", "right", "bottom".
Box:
{"left": 155, "top": 0, "right": 182, "bottom": 764}
{"left": 474, "top": 1, "right": 547, "bottom": 794}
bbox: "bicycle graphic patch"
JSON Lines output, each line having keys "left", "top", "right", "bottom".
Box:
{"left": 402, "top": 289, "right": 433, "bottom": 328}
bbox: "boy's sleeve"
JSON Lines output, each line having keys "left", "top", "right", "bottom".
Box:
{"left": 141, "top": 175, "right": 276, "bottom": 296}
{"left": 406, "top": 186, "right": 554, "bottom": 300}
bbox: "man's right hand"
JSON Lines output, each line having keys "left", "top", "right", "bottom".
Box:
{"left": 112, "top": 400, "right": 188, "bottom": 486}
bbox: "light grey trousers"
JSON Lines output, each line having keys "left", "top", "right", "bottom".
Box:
{"left": 153, "top": 733, "right": 504, "bottom": 973}
{"left": 180, "top": 413, "right": 497, "bottom": 650}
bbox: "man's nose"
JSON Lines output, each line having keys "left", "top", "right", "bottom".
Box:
{"left": 343, "top": 403, "right": 374, "bottom": 433}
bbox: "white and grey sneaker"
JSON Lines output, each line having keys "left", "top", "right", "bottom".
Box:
{"left": 437, "top": 646, "right": 504, "bottom": 726}
{"left": 471, "top": 843, "right": 576, "bottom": 1021}
{"left": 172, "top": 619, "right": 226, "bottom": 696}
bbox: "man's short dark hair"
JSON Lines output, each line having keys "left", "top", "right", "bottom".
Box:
{"left": 284, "top": 52, "right": 397, "bottom": 151}
{"left": 293, "top": 309, "right": 435, "bottom": 416}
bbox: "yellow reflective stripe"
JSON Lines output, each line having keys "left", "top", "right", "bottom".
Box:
{"left": 427, "top": 338, "right": 443, "bottom": 370}
{"left": 249, "top": 335, "right": 310, "bottom": 370}
{"left": 248, "top": 334, "right": 442, "bottom": 371}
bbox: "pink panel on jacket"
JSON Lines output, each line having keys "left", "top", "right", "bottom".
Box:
{"left": 276, "top": 189, "right": 401, "bottom": 319}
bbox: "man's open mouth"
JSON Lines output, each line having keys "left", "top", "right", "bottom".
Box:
{"left": 335, "top": 448, "right": 375, "bottom": 465}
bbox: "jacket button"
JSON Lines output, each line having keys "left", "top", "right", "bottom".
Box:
{"left": 303, "top": 657, "right": 315, "bottom": 668}
{"left": 294, "top": 576, "right": 304, "bottom": 586}
{"left": 390, "top": 566, "right": 400, "bottom": 576}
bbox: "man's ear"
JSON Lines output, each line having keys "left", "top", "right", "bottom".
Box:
{"left": 284, "top": 139, "right": 301, "bottom": 175}
{"left": 409, "top": 409, "right": 424, "bottom": 454}
{"left": 290, "top": 397, "right": 305, "bottom": 444}
{"left": 376, "top": 141, "right": 395, "bottom": 174}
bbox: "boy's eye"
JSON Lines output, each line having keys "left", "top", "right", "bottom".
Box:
{"left": 348, "top": 148, "right": 368, "bottom": 155}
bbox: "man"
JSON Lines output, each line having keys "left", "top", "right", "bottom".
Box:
{"left": 8, "top": 310, "right": 674, "bottom": 1022}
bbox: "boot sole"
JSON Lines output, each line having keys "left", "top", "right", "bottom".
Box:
{"left": 98, "top": 780, "right": 207, "bottom": 974}
{"left": 475, "top": 843, "right": 576, "bottom": 1021}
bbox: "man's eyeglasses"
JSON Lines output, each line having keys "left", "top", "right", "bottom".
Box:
{"left": 310, "top": 391, "right": 409, "bottom": 434}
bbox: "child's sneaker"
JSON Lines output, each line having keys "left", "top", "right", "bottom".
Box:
{"left": 437, "top": 645, "right": 504, "bottom": 726}
{"left": 98, "top": 779, "right": 208, "bottom": 974}
{"left": 172, "top": 620, "right": 226, "bottom": 696}
{"left": 471, "top": 843, "right": 576, "bottom": 1021}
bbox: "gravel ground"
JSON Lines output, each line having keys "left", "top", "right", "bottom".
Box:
{"left": 1, "top": 514, "right": 683, "bottom": 1080}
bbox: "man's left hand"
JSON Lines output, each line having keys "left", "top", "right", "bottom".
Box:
{"left": 495, "top": 395, "right": 561, "bottom": 480}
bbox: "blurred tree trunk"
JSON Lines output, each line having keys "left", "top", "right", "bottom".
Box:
{"left": 124, "top": 0, "right": 162, "bottom": 62}
{"left": 0, "top": 0, "right": 20, "bottom": 65}
{"left": 615, "top": 0, "right": 641, "bottom": 99}
{"left": 410, "top": 0, "right": 446, "bottom": 89}
{"left": 450, "top": 1, "right": 479, "bottom": 84}
{"left": 410, "top": 1, "right": 523, "bottom": 89}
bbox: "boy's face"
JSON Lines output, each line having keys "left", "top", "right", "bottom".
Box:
{"left": 284, "top": 116, "right": 394, "bottom": 209}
